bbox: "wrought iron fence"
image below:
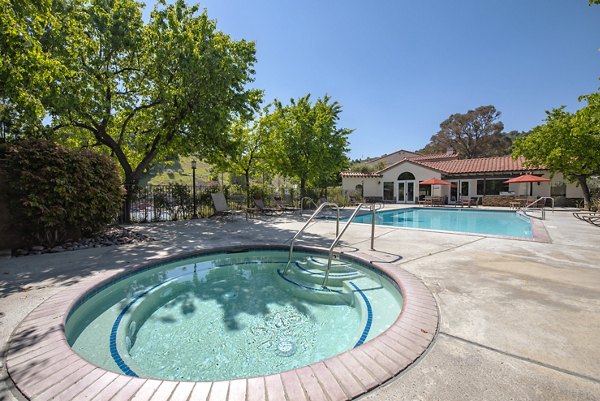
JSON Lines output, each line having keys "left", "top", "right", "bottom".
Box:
{"left": 124, "top": 184, "right": 344, "bottom": 222}
{"left": 126, "top": 184, "right": 238, "bottom": 222}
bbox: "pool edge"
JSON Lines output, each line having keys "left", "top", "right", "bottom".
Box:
{"left": 6, "top": 244, "right": 439, "bottom": 401}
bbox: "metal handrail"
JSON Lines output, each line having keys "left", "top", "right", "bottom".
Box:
{"left": 282, "top": 202, "right": 340, "bottom": 275}
{"left": 519, "top": 196, "right": 554, "bottom": 220}
{"left": 299, "top": 197, "right": 318, "bottom": 214}
{"left": 322, "top": 203, "right": 372, "bottom": 288}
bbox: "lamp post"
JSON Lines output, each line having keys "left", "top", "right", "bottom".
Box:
{"left": 191, "top": 160, "right": 198, "bottom": 219}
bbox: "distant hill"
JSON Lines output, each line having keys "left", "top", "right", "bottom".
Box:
{"left": 140, "top": 156, "right": 215, "bottom": 186}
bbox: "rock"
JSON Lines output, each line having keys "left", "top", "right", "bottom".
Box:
{"left": 31, "top": 245, "right": 45, "bottom": 252}
{"left": 50, "top": 246, "right": 65, "bottom": 253}
{"left": 16, "top": 249, "right": 29, "bottom": 256}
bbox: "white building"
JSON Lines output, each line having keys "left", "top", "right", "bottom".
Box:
{"left": 341, "top": 152, "right": 585, "bottom": 206}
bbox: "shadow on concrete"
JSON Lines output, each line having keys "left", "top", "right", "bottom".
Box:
{"left": 0, "top": 216, "right": 341, "bottom": 300}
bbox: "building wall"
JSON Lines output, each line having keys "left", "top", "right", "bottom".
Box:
{"left": 341, "top": 166, "right": 588, "bottom": 203}
{"left": 342, "top": 177, "right": 380, "bottom": 197}
{"left": 381, "top": 162, "right": 442, "bottom": 199}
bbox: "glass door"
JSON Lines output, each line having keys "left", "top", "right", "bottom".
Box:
{"left": 449, "top": 180, "right": 459, "bottom": 204}
{"left": 397, "top": 181, "right": 416, "bottom": 203}
{"left": 398, "top": 182, "right": 405, "bottom": 202}
{"left": 406, "top": 181, "right": 415, "bottom": 203}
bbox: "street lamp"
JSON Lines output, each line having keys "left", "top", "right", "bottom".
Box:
{"left": 191, "top": 160, "right": 198, "bottom": 219}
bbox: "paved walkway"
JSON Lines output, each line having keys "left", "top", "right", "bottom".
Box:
{"left": 1, "top": 208, "right": 599, "bottom": 400}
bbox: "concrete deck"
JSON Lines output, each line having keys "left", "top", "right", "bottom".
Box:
{"left": 1, "top": 207, "right": 599, "bottom": 400}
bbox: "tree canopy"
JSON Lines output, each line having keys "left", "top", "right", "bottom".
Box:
{"left": 2, "top": 0, "right": 261, "bottom": 219}
{"left": 420, "top": 106, "right": 517, "bottom": 158}
{"left": 267, "top": 95, "right": 351, "bottom": 196}
{"left": 210, "top": 112, "right": 272, "bottom": 206}
{"left": 512, "top": 95, "right": 600, "bottom": 209}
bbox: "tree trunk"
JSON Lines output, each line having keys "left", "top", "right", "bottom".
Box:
{"left": 245, "top": 169, "right": 251, "bottom": 208}
{"left": 577, "top": 175, "right": 592, "bottom": 210}
{"left": 300, "top": 177, "right": 306, "bottom": 199}
{"left": 122, "top": 174, "right": 140, "bottom": 223}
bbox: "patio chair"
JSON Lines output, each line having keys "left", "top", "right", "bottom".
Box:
{"left": 460, "top": 197, "right": 478, "bottom": 208}
{"left": 273, "top": 196, "right": 302, "bottom": 214}
{"left": 210, "top": 192, "right": 244, "bottom": 220}
{"left": 253, "top": 196, "right": 283, "bottom": 216}
{"left": 573, "top": 211, "right": 598, "bottom": 221}
{"left": 581, "top": 214, "right": 600, "bottom": 227}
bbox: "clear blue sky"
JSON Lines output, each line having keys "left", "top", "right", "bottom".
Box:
{"left": 146, "top": 1, "right": 600, "bottom": 160}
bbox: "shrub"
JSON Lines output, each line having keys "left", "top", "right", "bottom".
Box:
{"left": 6, "top": 138, "right": 122, "bottom": 246}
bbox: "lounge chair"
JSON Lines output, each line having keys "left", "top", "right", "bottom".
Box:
{"left": 273, "top": 196, "right": 301, "bottom": 214}
{"left": 581, "top": 214, "right": 600, "bottom": 226}
{"left": 253, "top": 196, "right": 282, "bottom": 216}
{"left": 573, "top": 211, "right": 598, "bottom": 220}
{"left": 460, "top": 197, "right": 478, "bottom": 208}
{"left": 210, "top": 193, "right": 244, "bottom": 220}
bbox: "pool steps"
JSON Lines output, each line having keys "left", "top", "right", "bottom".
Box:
{"left": 110, "top": 255, "right": 375, "bottom": 378}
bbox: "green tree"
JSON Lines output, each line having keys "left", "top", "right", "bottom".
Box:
{"left": 420, "top": 106, "right": 510, "bottom": 158}
{"left": 512, "top": 95, "right": 600, "bottom": 209}
{"left": 0, "top": 0, "right": 80, "bottom": 136}
{"left": 268, "top": 95, "right": 351, "bottom": 197}
{"left": 3, "top": 0, "right": 261, "bottom": 220}
{"left": 210, "top": 112, "right": 272, "bottom": 207}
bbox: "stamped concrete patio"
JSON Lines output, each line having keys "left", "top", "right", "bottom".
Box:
{"left": 1, "top": 207, "right": 599, "bottom": 400}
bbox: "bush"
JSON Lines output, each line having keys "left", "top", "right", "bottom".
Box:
{"left": 6, "top": 138, "right": 122, "bottom": 246}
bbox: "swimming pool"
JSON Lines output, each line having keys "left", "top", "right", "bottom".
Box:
{"left": 351, "top": 207, "right": 532, "bottom": 239}
{"left": 65, "top": 249, "right": 403, "bottom": 381}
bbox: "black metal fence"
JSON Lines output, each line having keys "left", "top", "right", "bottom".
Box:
{"left": 126, "top": 184, "right": 229, "bottom": 222}
{"left": 124, "top": 184, "right": 348, "bottom": 223}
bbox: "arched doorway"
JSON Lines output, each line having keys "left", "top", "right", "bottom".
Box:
{"left": 397, "top": 172, "right": 416, "bottom": 203}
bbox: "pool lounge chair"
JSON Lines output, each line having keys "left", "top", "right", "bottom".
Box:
{"left": 210, "top": 193, "right": 244, "bottom": 220}
{"left": 253, "top": 196, "right": 283, "bottom": 216}
{"left": 273, "top": 196, "right": 302, "bottom": 214}
{"left": 582, "top": 214, "right": 600, "bottom": 226}
{"left": 573, "top": 211, "right": 598, "bottom": 221}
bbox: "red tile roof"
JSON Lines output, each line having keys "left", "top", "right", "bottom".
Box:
{"left": 340, "top": 171, "right": 383, "bottom": 178}
{"left": 416, "top": 156, "right": 540, "bottom": 174}
{"left": 376, "top": 155, "right": 542, "bottom": 175}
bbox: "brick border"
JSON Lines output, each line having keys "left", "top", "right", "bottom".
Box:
{"left": 6, "top": 245, "right": 438, "bottom": 401}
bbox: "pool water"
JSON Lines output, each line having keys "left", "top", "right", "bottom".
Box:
{"left": 65, "top": 250, "right": 402, "bottom": 381}
{"left": 351, "top": 207, "right": 532, "bottom": 239}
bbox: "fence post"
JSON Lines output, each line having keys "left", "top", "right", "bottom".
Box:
{"left": 371, "top": 204, "right": 376, "bottom": 250}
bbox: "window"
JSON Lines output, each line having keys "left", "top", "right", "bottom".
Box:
{"left": 397, "top": 172, "right": 415, "bottom": 180}
{"left": 551, "top": 182, "right": 566, "bottom": 197}
{"left": 355, "top": 184, "right": 364, "bottom": 197}
{"left": 383, "top": 182, "right": 395, "bottom": 200}
{"left": 461, "top": 181, "right": 469, "bottom": 197}
{"left": 477, "top": 179, "right": 509, "bottom": 195}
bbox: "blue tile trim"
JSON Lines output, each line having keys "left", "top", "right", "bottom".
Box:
{"left": 276, "top": 269, "right": 341, "bottom": 293}
{"left": 350, "top": 282, "right": 372, "bottom": 347}
{"left": 109, "top": 278, "right": 175, "bottom": 377}
{"left": 294, "top": 262, "right": 358, "bottom": 278}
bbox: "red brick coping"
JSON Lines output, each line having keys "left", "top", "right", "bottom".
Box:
{"left": 6, "top": 245, "right": 438, "bottom": 401}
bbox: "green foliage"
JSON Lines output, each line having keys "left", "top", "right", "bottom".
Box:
{"left": 420, "top": 106, "right": 513, "bottom": 158}
{"left": 512, "top": 95, "right": 600, "bottom": 209}
{"left": 0, "top": 0, "right": 79, "bottom": 134}
{"left": 5, "top": 138, "right": 123, "bottom": 246}
{"left": 267, "top": 94, "right": 351, "bottom": 196}
{"left": 2, "top": 0, "right": 261, "bottom": 221}
{"left": 208, "top": 111, "right": 273, "bottom": 206}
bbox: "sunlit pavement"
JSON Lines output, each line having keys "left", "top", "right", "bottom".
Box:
{"left": 1, "top": 208, "right": 599, "bottom": 400}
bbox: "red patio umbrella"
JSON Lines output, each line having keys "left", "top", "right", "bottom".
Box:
{"left": 504, "top": 174, "right": 550, "bottom": 196}
{"left": 420, "top": 178, "right": 451, "bottom": 185}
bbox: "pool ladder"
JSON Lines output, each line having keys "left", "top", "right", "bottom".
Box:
{"left": 518, "top": 196, "right": 554, "bottom": 220}
{"left": 283, "top": 202, "right": 381, "bottom": 288}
